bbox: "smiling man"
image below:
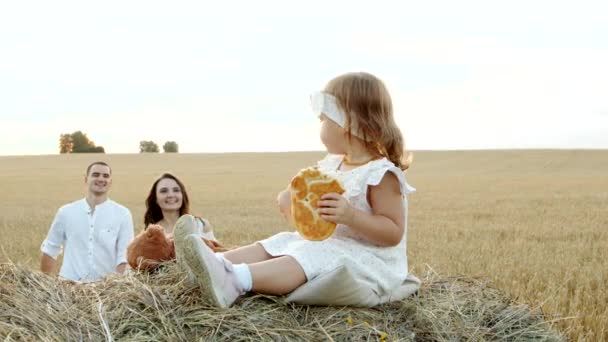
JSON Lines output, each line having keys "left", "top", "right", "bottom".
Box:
{"left": 40, "top": 161, "right": 134, "bottom": 283}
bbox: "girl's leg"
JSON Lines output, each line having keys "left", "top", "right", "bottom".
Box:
{"left": 222, "top": 243, "right": 273, "bottom": 264}
{"left": 248, "top": 255, "right": 306, "bottom": 294}
{"left": 178, "top": 233, "right": 306, "bottom": 307}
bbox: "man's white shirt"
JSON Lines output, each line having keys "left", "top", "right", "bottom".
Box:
{"left": 41, "top": 198, "right": 134, "bottom": 283}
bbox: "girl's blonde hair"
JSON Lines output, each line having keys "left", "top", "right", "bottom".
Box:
{"left": 324, "top": 72, "right": 413, "bottom": 170}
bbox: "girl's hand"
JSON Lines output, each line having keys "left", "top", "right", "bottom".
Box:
{"left": 277, "top": 188, "right": 292, "bottom": 222}
{"left": 317, "top": 193, "right": 354, "bottom": 225}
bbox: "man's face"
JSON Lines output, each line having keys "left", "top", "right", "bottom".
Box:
{"left": 85, "top": 164, "right": 112, "bottom": 195}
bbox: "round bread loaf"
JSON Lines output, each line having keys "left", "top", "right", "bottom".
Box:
{"left": 290, "top": 167, "right": 345, "bottom": 240}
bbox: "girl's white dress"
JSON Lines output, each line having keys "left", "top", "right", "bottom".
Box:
{"left": 259, "top": 154, "right": 416, "bottom": 297}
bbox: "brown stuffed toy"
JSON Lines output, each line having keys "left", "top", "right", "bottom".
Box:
{"left": 127, "top": 224, "right": 229, "bottom": 271}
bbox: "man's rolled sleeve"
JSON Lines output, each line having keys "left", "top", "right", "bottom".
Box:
{"left": 40, "top": 209, "right": 66, "bottom": 259}
{"left": 115, "top": 210, "right": 134, "bottom": 266}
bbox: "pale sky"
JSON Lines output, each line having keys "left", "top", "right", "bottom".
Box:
{"left": 1, "top": 1, "right": 607, "bottom": 155}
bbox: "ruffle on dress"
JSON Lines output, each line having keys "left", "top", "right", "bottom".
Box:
{"left": 317, "top": 154, "right": 415, "bottom": 200}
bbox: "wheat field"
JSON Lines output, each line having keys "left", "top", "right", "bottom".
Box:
{"left": 0, "top": 150, "right": 606, "bottom": 341}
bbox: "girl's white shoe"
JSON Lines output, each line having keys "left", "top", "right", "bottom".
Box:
{"left": 174, "top": 214, "right": 244, "bottom": 308}
{"left": 173, "top": 215, "right": 199, "bottom": 284}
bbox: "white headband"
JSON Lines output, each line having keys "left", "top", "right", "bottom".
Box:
{"left": 310, "top": 91, "right": 367, "bottom": 140}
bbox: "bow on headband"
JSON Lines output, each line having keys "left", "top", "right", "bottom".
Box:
{"left": 310, "top": 91, "right": 367, "bottom": 140}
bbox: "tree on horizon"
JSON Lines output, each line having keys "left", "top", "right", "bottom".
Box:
{"left": 163, "top": 141, "right": 179, "bottom": 153}
{"left": 59, "top": 134, "right": 73, "bottom": 153}
{"left": 59, "top": 131, "right": 105, "bottom": 153}
{"left": 139, "top": 140, "right": 159, "bottom": 153}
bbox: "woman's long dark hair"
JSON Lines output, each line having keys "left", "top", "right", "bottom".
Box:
{"left": 144, "top": 173, "right": 190, "bottom": 227}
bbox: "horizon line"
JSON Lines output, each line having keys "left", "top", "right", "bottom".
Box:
{"left": 1, "top": 147, "right": 607, "bottom": 158}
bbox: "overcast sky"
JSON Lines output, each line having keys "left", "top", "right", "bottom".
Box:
{"left": 1, "top": 1, "right": 607, "bottom": 155}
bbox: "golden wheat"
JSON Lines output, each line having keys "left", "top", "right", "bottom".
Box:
{"left": 0, "top": 150, "right": 606, "bottom": 340}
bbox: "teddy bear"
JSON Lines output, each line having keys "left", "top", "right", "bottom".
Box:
{"left": 127, "top": 224, "right": 228, "bottom": 271}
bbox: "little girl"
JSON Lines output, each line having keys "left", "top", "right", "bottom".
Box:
{"left": 174, "top": 72, "right": 418, "bottom": 308}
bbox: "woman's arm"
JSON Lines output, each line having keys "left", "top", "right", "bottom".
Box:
{"left": 318, "top": 172, "right": 404, "bottom": 246}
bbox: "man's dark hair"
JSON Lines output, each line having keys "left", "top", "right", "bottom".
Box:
{"left": 86, "top": 161, "right": 112, "bottom": 176}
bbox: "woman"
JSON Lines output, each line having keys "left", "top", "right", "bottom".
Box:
{"left": 144, "top": 172, "right": 216, "bottom": 240}
{"left": 127, "top": 173, "right": 226, "bottom": 272}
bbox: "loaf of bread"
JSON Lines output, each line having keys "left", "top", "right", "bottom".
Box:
{"left": 290, "top": 167, "right": 345, "bottom": 240}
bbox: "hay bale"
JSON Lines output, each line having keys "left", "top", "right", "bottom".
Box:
{"left": 0, "top": 263, "right": 565, "bottom": 341}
